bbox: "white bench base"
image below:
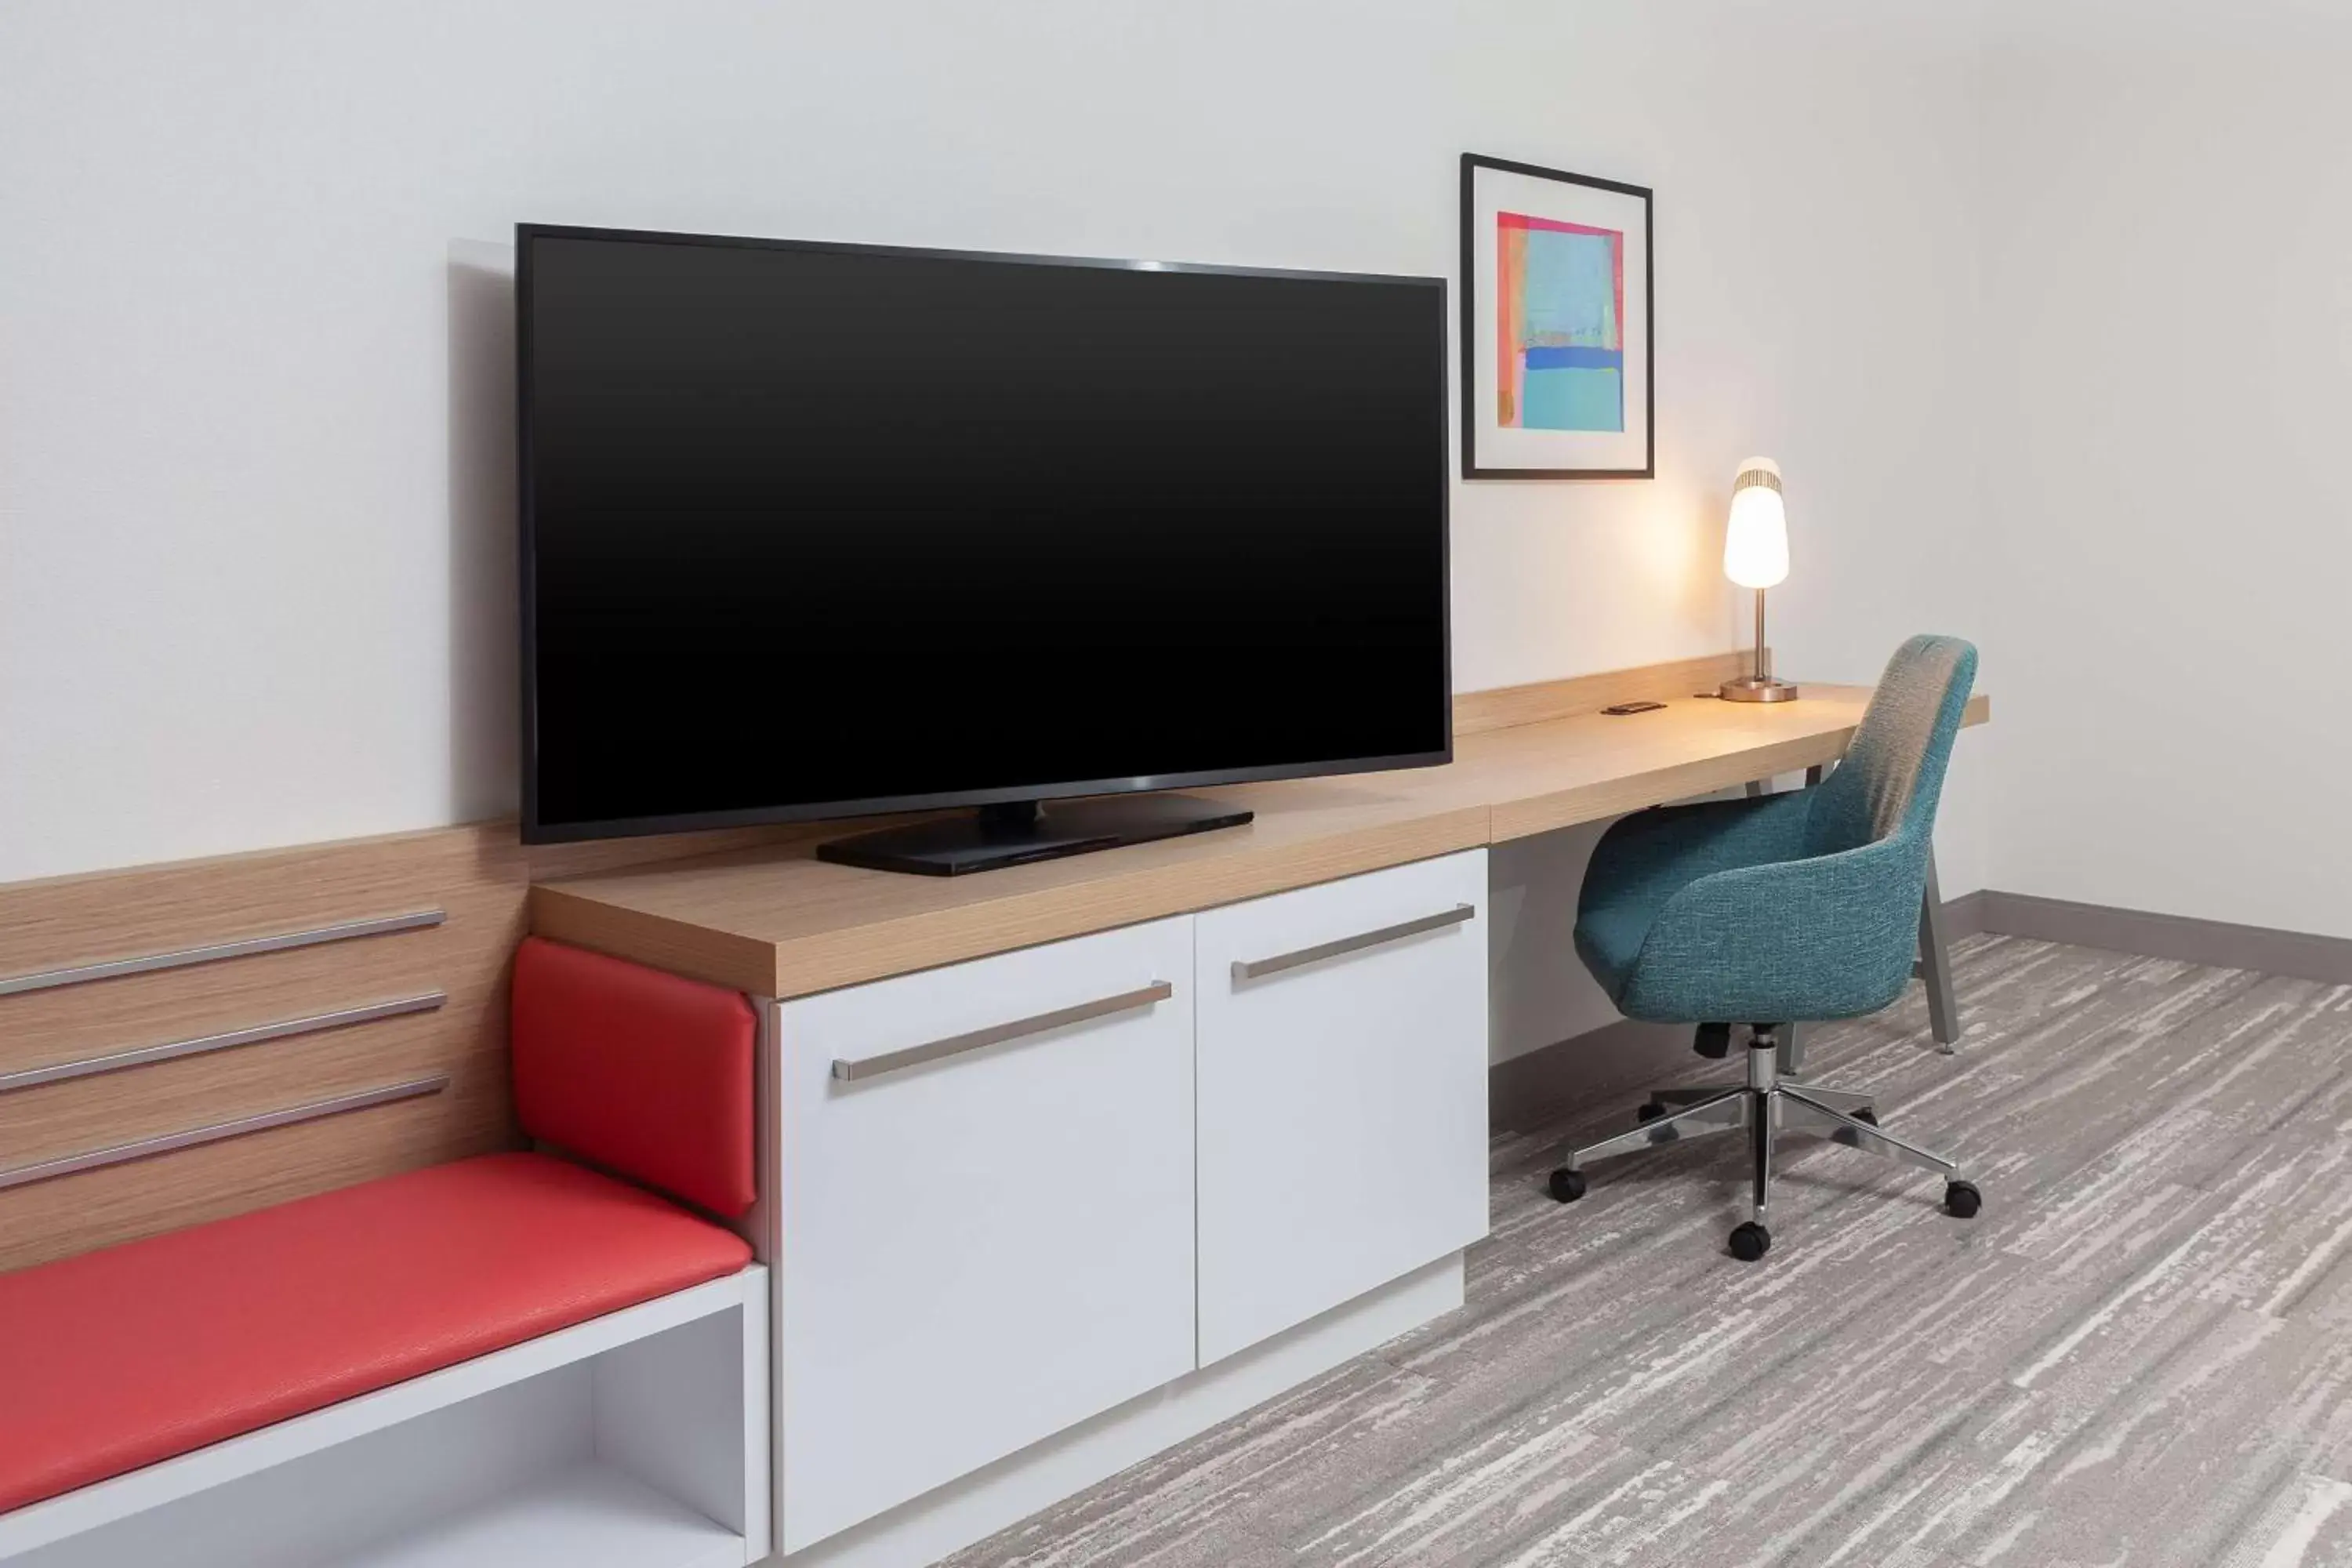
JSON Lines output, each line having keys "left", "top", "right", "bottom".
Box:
{"left": 0, "top": 1266, "right": 769, "bottom": 1568}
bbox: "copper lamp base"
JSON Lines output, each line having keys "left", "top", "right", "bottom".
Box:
{"left": 1719, "top": 677, "right": 1799, "bottom": 703}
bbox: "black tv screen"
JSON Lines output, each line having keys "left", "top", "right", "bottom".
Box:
{"left": 519, "top": 224, "right": 1450, "bottom": 843}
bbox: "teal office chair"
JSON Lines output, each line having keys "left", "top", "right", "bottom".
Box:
{"left": 1547, "top": 635, "right": 1982, "bottom": 1260}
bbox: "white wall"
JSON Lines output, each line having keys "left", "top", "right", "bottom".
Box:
{"left": 1, "top": 1, "right": 1991, "bottom": 943}
{"left": 1980, "top": 0, "right": 2352, "bottom": 936}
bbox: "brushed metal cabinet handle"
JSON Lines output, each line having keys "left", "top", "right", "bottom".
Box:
{"left": 1231, "top": 904, "right": 1476, "bottom": 982}
{"left": 831, "top": 981, "right": 1175, "bottom": 1083}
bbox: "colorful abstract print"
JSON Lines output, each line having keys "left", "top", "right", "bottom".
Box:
{"left": 1497, "top": 212, "right": 1625, "bottom": 432}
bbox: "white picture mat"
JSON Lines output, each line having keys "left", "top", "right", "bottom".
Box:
{"left": 1468, "top": 164, "right": 1650, "bottom": 473}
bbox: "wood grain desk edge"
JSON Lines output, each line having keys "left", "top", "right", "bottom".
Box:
{"left": 528, "top": 685, "right": 1988, "bottom": 1000}
{"left": 529, "top": 805, "right": 1493, "bottom": 997}
{"left": 1491, "top": 693, "right": 1987, "bottom": 840}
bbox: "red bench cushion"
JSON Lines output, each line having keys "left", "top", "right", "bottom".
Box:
{"left": 512, "top": 937, "right": 757, "bottom": 1218}
{"left": 0, "top": 1152, "right": 751, "bottom": 1515}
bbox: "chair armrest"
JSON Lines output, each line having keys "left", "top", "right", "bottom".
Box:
{"left": 1577, "top": 789, "right": 1817, "bottom": 929}
{"left": 1616, "top": 829, "right": 1932, "bottom": 1024}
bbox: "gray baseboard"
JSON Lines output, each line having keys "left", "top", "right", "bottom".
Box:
{"left": 1942, "top": 888, "right": 1989, "bottom": 942}
{"left": 1973, "top": 890, "right": 2352, "bottom": 985}
{"left": 1488, "top": 887, "right": 2352, "bottom": 1132}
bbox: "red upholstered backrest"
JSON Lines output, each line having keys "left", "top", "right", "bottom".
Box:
{"left": 511, "top": 937, "right": 757, "bottom": 1218}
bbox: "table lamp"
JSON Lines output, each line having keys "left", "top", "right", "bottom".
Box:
{"left": 1718, "top": 456, "right": 1798, "bottom": 702}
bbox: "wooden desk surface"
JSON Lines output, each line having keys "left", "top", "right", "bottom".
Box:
{"left": 531, "top": 675, "right": 1990, "bottom": 1000}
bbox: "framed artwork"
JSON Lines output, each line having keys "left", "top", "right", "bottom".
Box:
{"left": 1461, "top": 154, "right": 1653, "bottom": 479}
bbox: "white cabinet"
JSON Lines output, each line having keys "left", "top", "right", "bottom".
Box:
{"left": 770, "top": 853, "right": 1490, "bottom": 1554}
{"left": 1192, "top": 851, "right": 1489, "bottom": 1366}
{"left": 775, "top": 917, "right": 1195, "bottom": 1554}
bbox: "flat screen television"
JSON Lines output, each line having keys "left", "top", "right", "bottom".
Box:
{"left": 518, "top": 223, "right": 1451, "bottom": 872}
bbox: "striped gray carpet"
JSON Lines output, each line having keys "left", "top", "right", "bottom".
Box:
{"left": 947, "top": 935, "right": 2352, "bottom": 1567}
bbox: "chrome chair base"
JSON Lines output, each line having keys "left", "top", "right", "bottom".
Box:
{"left": 1547, "top": 1027, "right": 1980, "bottom": 1261}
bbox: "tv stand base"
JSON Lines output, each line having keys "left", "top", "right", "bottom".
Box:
{"left": 815, "top": 793, "right": 1252, "bottom": 877}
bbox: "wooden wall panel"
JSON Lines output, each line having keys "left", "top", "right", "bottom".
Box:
{"left": 0, "top": 936, "right": 456, "bottom": 1078}
{"left": 0, "top": 1012, "right": 493, "bottom": 1167}
{"left": 0, "top": 816, "right": 854, "bottom": 1274}
{"left": 0, "top": 1084, "right": 512, "bottom": 1275}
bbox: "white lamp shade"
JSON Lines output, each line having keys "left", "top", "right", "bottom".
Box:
{"left": 1722, "top": 456, "right": 1788, "bottom": 590}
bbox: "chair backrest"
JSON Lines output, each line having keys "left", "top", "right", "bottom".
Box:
{"left": 1804, "top": 635, "right": 1978, "bottom": 858}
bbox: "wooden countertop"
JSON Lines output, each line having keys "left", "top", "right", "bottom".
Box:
{"left": 530, "top": 671, "right": 1989, "bottom": 1000}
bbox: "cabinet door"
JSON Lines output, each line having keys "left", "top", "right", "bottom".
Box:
{"left": 1193, "top": 850, "right": 1488, "bottom": 1366}
{"left": 776, "top": 916, "right": 1194, "bottom": 1553}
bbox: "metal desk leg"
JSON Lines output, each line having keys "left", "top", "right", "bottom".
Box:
{"left": 1751, "top": 766, "right": 1821, "bottom": 800}
{"left": 1769, "top": 767, "right": 1829, "bottom": 1076}
{"left": 1918, "top": 855, "right": 1959, "bottom": 1053}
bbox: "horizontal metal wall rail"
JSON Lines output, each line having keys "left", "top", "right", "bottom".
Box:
{"left": 0, "top": 909, "right": 447, "bottom": 999}
{"left": 0, "top": 1075, "right": 452, "bottom": 1192}
{"left": 0, "top": 993, "right": 448, "bottom": 1095}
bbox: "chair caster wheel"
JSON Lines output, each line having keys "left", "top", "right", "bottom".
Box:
{"left": 1853, "top": 1109, "right": 1878, "bottom": 1126}
{"left": 1728, "top": 1221, "right": 1772, "bottom": 1261}
{"left": 1548, "top": 1168, "right": 1588, "bottom": 1203}
{"left": 1636, "top": 1103, "right": 1664, "bottom": 1123}
{"left": 1944, "top": 1180, "right": 1982, "bottom": 1218}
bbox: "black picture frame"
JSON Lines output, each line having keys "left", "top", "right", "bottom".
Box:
{"left": 1460, "top": 153, "right": 1655, "bottom": 480}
